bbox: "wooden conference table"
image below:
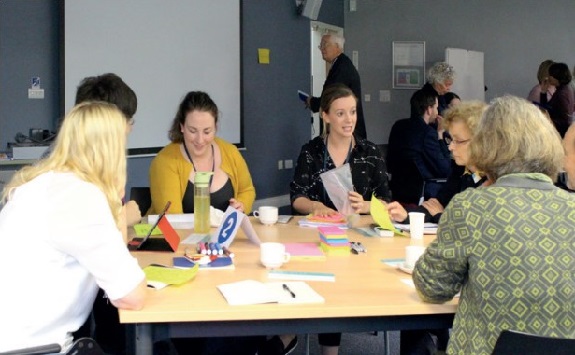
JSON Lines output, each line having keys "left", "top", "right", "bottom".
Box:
{"left": 120, "top": 216, "right": 457, "bottom": 354}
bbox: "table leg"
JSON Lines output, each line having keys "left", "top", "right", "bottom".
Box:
{"left": 135, "top": 323, "right": 153, "bottom": 355}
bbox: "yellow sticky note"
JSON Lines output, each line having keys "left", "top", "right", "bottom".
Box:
{"left": 370, "top": 195, "right": 396, "bottom": 231}
{"left": 144, "top": 264, "right": 199, "bottom": 286}
{"left": 258, "top": 48, "right": 270, "bottom": 64}
{"left": 133, "top": 223, "right": 162, "bottom": 237}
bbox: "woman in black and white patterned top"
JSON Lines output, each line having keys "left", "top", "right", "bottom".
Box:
{"left": 290, "top": 84, "right": 391, "bottom": 217}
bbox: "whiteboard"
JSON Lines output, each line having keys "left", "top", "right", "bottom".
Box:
{"left": 445, "top": 48, "right": 485, "bottom": 102}
{"left": 65, "top": 0, "right": 241, "bottom": 153}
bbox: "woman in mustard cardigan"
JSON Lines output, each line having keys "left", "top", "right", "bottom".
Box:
{"left": 149, "top": 91, "right": 255, "bottom": 214}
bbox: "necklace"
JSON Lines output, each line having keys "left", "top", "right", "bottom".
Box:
{"left": 183, "top": 142, "right": 215, "bottom": 186}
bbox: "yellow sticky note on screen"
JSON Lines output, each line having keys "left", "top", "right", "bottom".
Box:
{"left": 258, "top": 48, "right": 270, "bottom": 64}
{"left": 133, "top": 223, "right": 162, "bottom": 237}
{"left": 370, "top": 195, "right": 396, "bottom": 231}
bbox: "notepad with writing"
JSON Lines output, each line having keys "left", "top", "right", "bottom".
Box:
{"left": 217, "top": 280, "right": 325, "bottom": 305}
{"left": 284, "top": 242, "right": 325, "bottom": 260}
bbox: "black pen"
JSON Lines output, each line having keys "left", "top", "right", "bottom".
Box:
{"left": 282, "top": 283, "right": 296, "bottom": 298}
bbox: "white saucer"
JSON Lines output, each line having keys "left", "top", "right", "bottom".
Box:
{"left": 397, "top": 263, "right": 414, "bottom": 274}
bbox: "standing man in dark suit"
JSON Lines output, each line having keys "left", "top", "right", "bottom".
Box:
{"left": 306, "top": 34, "right": 366, "bottom": 139}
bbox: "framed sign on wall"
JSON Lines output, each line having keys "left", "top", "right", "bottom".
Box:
{"left": 392, "top": 41, "right": 425, "bottom": 89}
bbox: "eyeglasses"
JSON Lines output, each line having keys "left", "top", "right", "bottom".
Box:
{"left": 318, "top": 42, "right": 333, "bottom": 50}
{"left": 444, "top": 136, "right": 470, "bottom": 146}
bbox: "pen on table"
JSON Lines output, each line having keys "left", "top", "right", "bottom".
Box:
{"left": 209, "top": 242, "right": 218, "bottom": 256}
{"left": 282, "top": 283, "right": 296, "bottom": 298}
{"left": 222, "top": 246, "right": 235, "bottom": 258}
{"left": 215, "top": 243, "right": 223, "bottom": 255}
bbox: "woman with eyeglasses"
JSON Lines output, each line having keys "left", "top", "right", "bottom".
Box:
{"left": 387, "top": 101, "right": 489, "bottom": 355}
{"left": 388, "top": 101, "right": 490, "bottom": 225}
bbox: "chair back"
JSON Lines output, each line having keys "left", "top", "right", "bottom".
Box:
{"left": 492, "top": 329, "right": 575, "bottom": 355}
{"left": 130, "top": 187, "right": 151, "bottom": 215}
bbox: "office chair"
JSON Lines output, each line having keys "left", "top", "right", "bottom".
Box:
{"left": 491, "top": 329, "right": 575, "bottom": 355}
{"left": 0, "top": 338, "right": 104, "bottom": 355}
{"left": 130, "top": 186, "right": 152, "bottom": 215}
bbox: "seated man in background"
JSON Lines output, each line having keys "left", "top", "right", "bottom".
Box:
{"left": 413, "top": 95, "right": 575, "bottom": 354}
{"left": 68, "top": 73, "right": 143, "bottom": 354}
{"left": 386, "top": 89, "right": 452, "bottom": 205}
{"left": 388, "top": 101, "right": 488, "bottom": 225}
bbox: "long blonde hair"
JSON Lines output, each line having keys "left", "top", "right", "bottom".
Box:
{"left": 2, "top": 101, "right": 127, "bottom": 227}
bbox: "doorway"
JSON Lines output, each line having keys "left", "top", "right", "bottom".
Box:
{"left": 310, "top": 21, "right": 343, "bottom": 138}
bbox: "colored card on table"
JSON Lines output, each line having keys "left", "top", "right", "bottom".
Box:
{"left": 284, "top": 242, "right": 325, "bottom": 260}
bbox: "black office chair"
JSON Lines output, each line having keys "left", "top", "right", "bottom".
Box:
{"left": 130, "top": 186, "right": 151, "bottom": 215}
{"left": 491, "top": 329, "right": 575, "bottom": 355}
{"left": 0, "top": 338, "right": 104, "bottom": 355}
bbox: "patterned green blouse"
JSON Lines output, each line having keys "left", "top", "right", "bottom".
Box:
{"left": 413, "top": 173, "right": 575, "bottom": 355}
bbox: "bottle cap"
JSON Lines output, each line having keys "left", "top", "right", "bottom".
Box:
{"left": 194, "top": 171, "right": 213, "bottom": 186}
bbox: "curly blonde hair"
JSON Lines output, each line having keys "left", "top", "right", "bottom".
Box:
{"left": 442, "top": 101, "right": 487, "bottom": 133}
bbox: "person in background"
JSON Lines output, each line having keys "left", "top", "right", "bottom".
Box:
{"left": 541, "top": 62, "right": 574, "bottom": 137}
{"left": 527, "top": 59, "right": 555, "bottom": 104}
{"left": 422, "top": 62, "right": 456, "bottom": 116}
{"left": 149, "top": 91, "right": 255, "bottom": 215}
{"left": 413, "top": 95, "right": 575, "bottom": 354}
{"left": 388, "top": 101, "right": 489, "bottom": 225}
{"left": 386, "top": 89, "right": 451, "bottom": 205}
{"left": 387, "top": 101, "right": 487, "bottom": 355}
{"left": 287, "top": 84, "right": 391, "bottom": 355}
{"left": 305, "top": 34, "right": 367, "bottom": 139}
{"left": 443, "top": 92, "right": 461, "bottom": 108}
{"left": 558, "top": 123, "right": 575, "bottom": 191}
{"left": 0, "top": 102, "right": 147, "bottom": 353}
{"left": 45, "top": 73, "right": 142, "bottom": 226}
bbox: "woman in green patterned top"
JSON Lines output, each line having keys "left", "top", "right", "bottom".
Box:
{"left": 413, "top": 95, "right": 575, "bottom": 355}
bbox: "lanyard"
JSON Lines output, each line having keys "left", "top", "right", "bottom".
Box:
{"left": 183, "top": 142, "right": 215, "bottom": 187}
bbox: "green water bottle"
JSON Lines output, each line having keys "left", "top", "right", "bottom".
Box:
{"left": 194, "top": 172, "right": 213, "bottom": 235}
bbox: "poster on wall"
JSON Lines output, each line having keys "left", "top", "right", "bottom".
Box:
{"left": 392, "top": 41, "right": 425, "bottom": 89}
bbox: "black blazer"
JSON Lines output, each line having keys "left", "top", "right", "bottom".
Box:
{"left": 386, "top": 116, "right": 452, "bottom": 204}
{"left": 309, "top": 53, "right": 366, "bottom": 139}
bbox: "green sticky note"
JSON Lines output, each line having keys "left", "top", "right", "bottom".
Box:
{"left": 144, "top": 264, "right": 199, "bottom": 286}
{"left": 133, "top": 223, "right": 162, "bottom": 236}
{"left": 370, "top": 195, "right": 396, "bottom": 231}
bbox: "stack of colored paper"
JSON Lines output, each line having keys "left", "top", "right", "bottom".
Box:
{"left": 318, "top": 226, "right": 350, "bottom": 255}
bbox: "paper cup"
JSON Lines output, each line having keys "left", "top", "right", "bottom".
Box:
{"left": 408, "top": 212, "right": 425, "bottom": 240}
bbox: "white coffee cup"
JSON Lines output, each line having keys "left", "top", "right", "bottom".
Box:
{"left": 260, "top": 242, "right": 290, "bottom": 269}
{"left": 253, "top": 206, "right": 279, "bottom": 225}
{"left": 405, "top": 245, "right": 425, "bottom": 270}
{"left": 408, "top": 212, "right": 425, "bottom": 240}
